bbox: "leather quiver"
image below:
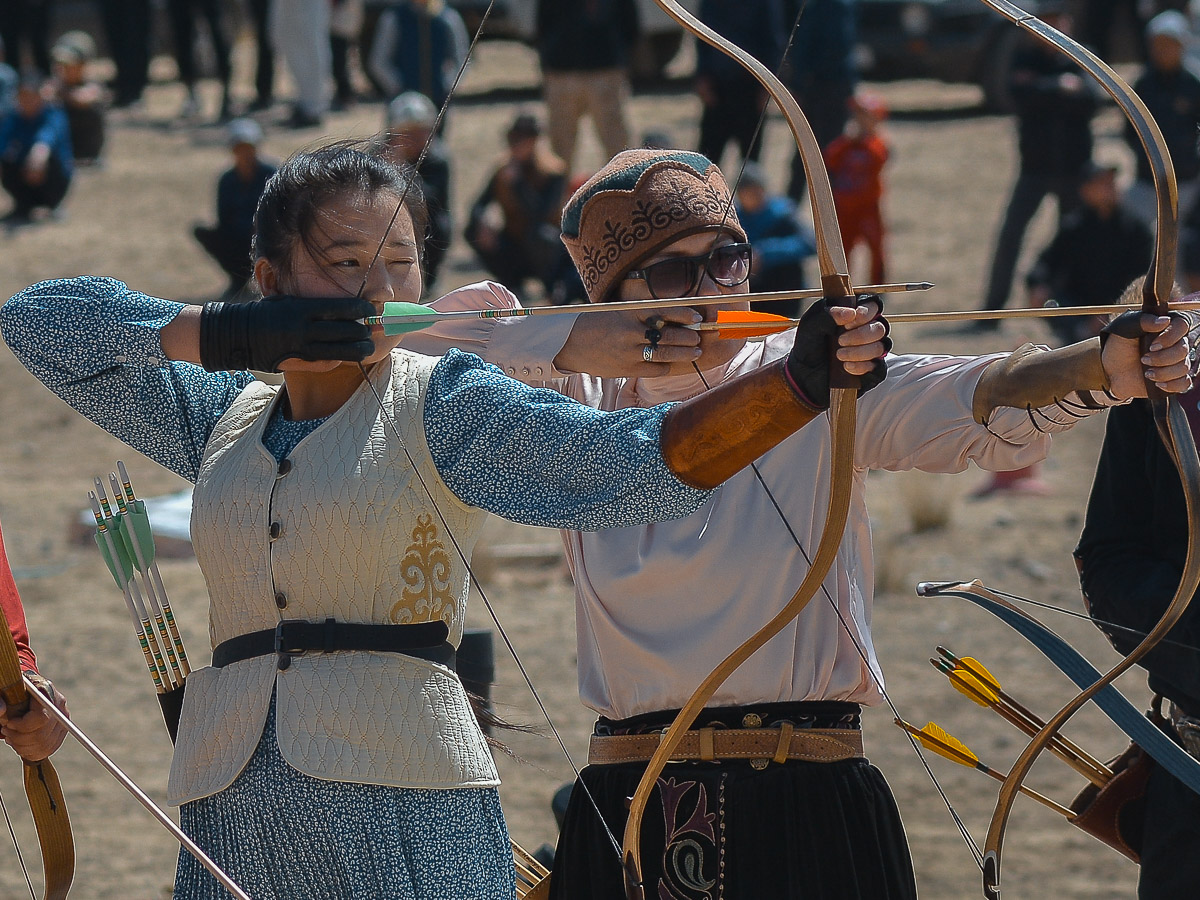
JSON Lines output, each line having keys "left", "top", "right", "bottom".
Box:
{"left": 1067, "top": 739, "right": 1151, "bottom": 862}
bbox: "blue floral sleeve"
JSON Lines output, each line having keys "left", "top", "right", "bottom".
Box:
{"left": 0, "top": 277, "right": 254, "bottom": 481}
{"left": 424, "top": 349, "right": 711, "bottom": 530}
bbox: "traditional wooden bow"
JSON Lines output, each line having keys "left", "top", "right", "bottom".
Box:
{"left": 0, "top": 601, "right": 73, "bottom": 899}
{"left": 619, "top": 2, "right": 862, "bottom": 896}
{"left": 968, "top": 4, "right": 1200, "bottom": 898}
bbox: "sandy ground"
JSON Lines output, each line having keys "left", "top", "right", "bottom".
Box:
{"left": 0, "top": 29, "right": 1169, "bottom": 900}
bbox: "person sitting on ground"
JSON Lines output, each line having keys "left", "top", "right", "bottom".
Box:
{"left": 464, "top": 113, "right": 569, "bottom": 299}
{"left": 193, "top": 118, "right": 277, "bottom": 299}
{"left": 50, "top": 31, "right": 108, "bottom": 165}
{"left": 1025, "top": 160, "right": 1153, "bottom": 346}
{"left": 734, "top": 160, "right": 814, "bottom": 317}
{"left": 380, "top": 91, "right": 452, "bottom": 289}
{"left": 0, "top": 76, "right": 72, "bottom": 225}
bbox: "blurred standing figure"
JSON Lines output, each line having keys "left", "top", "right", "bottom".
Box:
{"left": 97, "top": 0, "right": 152, "bottom": 108}
{"left": 464, "top": 113, "right": 568, "bottom": 296}
{"left": 167, "top": 0, "right": 233, "bottom": 120}
{"left": 733, "top": 161, "right": 814, "bottom": 317}
{"left": 247, "top": 0, "right": 275, "bottom": 111}
{"left": 0, "top": 0, "right": 53, "bottom": 76}
{"left": 695, "top": 0, "right": 785, "bottom": 165}
{"left": 368, "top": 0, "right": 469, "bottom": 109}
{"left": 193, "top": 119, "right": 276, "bottom": 298}
{"left": 0, "top": 77, "right": 72, "bottom": 224}
{"left": 1125, "top": 10, "right": 1200, "bottom": 229}
{"left": 273, "top": 0, "right": 331, "bottom": 127}
{"left": 50, "top": 32, "right": 107, "bottom": 165}
{"left": 381, "top": 92, "right": 452, "bottom": 288}
{"left": 977, "top": 2, "right": 1098, "bottom": 329}
{"left": 782, "top": 0, "right": 857, "bottom": 203}
{"left": 535, "top": 0, "right": 639, "bottom": 174}
{"left": 825, "top": 92, "right": 890, "bottom": 284}
{"left": 1025, "top": 162, "right": 1154, "bottom": 345}
{"left": 330, "top": 0, "right": 364, "bottom": 110}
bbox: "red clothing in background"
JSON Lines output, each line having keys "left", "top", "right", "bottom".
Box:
{"left": 826, "top": 132, "right": 889, "bottom": 283}
{"left": 0, "top": 519, "right": 38, "bottom": 673}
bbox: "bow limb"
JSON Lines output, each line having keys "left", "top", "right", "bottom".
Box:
{"left": 917, "top": 581, "right": 1200, "bottom": 793}
{"left": 971, "top": 4, "right": 1200, "bottom": 898}
{"left": 621, "top": 4, "right": 859, "bottom": 897}
{"left": 0, "top": 603, "right": 73, "bottom": 899}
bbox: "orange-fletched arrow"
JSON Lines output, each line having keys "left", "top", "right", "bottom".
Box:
{"left": 685, "top": 310, "right": 800, "bottom": 338}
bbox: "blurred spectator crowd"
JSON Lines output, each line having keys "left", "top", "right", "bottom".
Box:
{"left": 3, "top": 0, "right": 1200, "bottom": 315}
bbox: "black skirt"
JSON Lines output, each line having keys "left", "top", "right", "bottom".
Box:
{"left": 550, "top": 715, "right": 917, "bottom": 900}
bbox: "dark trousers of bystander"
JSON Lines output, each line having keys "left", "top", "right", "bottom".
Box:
{"left": 1, "top": 155, "right": 70, "bottom": 217}
{"left": 99, "top": 0, "right": 152, "bottom": 106}
{"left": 698, "top": 85, "right": 766, "bottom": 167}
{"left": 982, "top": 172, "right": 1081, "bottom": 315}
{"left": 194, "top": 225, "right": 253, "bottom": 292}
{"left": 0, "top": 0, "right": 53, "bottom": 76}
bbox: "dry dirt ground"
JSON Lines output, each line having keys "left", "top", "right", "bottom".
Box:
{"left": 0, "top": 30, "right": 1171, "bottom": 900}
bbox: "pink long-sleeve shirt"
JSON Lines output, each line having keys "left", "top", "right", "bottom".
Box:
{"left": 404, "top": 283, "right": 1073, "bottom": 718}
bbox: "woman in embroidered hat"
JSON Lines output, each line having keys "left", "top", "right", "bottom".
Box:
{"left": 0, "top": 141, "right": 889, "bottom": 899}
{"left": 402, "top": 146, "right": 1200, "bottom": 899}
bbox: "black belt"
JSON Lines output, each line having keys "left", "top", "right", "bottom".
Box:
{"left": 212, "top": 618, "right": 455, "bottom": 671}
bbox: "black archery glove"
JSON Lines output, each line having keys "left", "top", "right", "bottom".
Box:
{"left": 198, "top": 295, "right": 376, "bottom": 373}
{"left": 785, "top": 294, "right": 890, "bottom": 409}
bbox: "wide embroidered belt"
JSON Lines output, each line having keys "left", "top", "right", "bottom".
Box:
{"left": 588, "top": 724, "right": 864, "bottom": 767}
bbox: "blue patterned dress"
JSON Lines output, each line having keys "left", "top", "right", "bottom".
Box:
{"left": 1, "top": 277, "right": 711, "bottom": 900}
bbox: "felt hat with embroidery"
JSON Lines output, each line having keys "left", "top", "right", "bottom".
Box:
{"left": 560, "top": 149, "right": 746, "bottom": 302}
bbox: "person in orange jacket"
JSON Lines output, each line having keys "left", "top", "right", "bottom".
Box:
{"left": 0, "top": 515, "right": 69, "bottom": 761}
{"left": 825, "top": 91, "right": 890, "bottom": 283}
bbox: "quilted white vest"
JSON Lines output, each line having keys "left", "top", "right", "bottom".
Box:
{"left": 167, "top": 350, "right": 497, "bottom": 805}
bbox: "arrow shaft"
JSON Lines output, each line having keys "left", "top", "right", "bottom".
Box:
{"left": 945, "top": 652, "right": 1114, "bottom": 779}
{"left": 23, "top": 676, "right": 252, "bottom": 900}
{"left": 368, "top": 282, "right": 933, "bottom": 327}
{"left": 688, "top": 299, "right": 1200, "bottom": 336}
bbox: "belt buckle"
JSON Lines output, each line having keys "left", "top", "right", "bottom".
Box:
{"left": 275, "top": 619, "right": 310, "bottom": 670}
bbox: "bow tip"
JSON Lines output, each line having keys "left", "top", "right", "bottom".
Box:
{"left": 983, "top": 852, "right": 1001, "bottom": 900}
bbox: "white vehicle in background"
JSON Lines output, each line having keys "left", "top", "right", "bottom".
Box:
{"left": 450, "top": 0, "right": 701, "bottom": 82}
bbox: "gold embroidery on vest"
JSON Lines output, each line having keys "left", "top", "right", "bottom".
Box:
{"left": 392, "top": 514, "right": 454, "bottom": 624}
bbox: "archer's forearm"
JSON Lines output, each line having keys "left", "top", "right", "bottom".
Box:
{"left": 660, "top": 358, "right": 819, "bottom": 489}
{"left": 159, "top": 304, "right": 203, "bottom": 365}
{"left": 972, "top": 340, "right": 1115, "bottom": 424}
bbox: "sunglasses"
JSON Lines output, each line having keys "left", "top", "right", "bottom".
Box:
{"left": 624, "top": 242, "right": 753, "bottom": 300}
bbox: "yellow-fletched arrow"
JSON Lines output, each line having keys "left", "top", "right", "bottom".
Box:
{"left": 895, "top": 719, "right": 1073, "bottom": 817}
{"left": 935, "top": 647, "right": 1113, "bottom": 783}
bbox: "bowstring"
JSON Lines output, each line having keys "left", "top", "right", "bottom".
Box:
{"left": 678, "top": 0, "right": 985, "bottom": 871}
{"left": 355, "top": 363, "right": 622, "bottom": 860}
{"left": 0, "top": 789, "right": 37, "bottom": 900}
{"left": 690, "top": 361, "right": 984, "bottom": 868}
{"left": 348, "top": 1, "right": 624, "bottom": 860}
{"left": 987, "top": 583, "right": 1200, "bottom": 656}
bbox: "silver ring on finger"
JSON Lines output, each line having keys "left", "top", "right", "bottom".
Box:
{"left": 643, "top": 344, "right": 655, "bottom": 363}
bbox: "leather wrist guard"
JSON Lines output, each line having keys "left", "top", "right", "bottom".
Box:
{"left": 660, "top": 358, "right": 820, "bottom": 489}
{"left": 972, "top": 340, "right": 1109, "bottom": 424}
